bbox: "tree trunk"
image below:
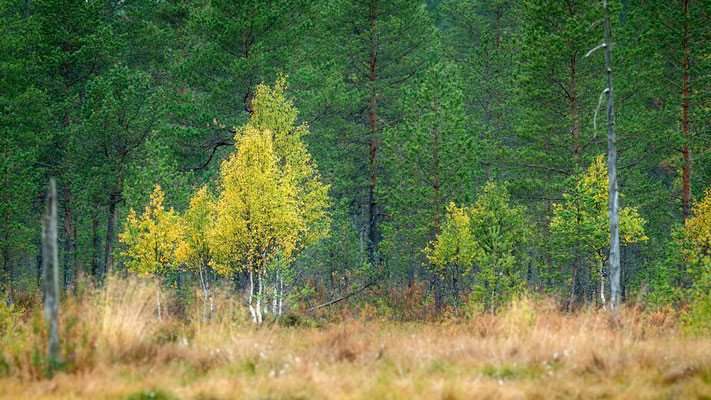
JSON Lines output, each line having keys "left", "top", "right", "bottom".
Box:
{"left": 603, "top": 0, "right": 621, "bottom": 313}
{"left": 599, "top": 257, "right": 607, "bottom": 310}
{"left": 680, "top": 0, "right": 692, "bottom": 224}
{"left": 2, "top": 245, "right": 10, "bottom": 302}
{"left": 568, "top": 265, "right": 577, "bottom": 313}
{"left": 42, "top": 178, "right": 60, "bottom": 365}
{"left": 248, "top": 269, "right": 257, "bottom": 324}
{"left": 104, "top": 202, "right": 117, "bottom": 276}
{"left": 256, "top": 272, "right": 263, "bottom": 324}
{"left": 272, "top": 269, "right": 279, "bottom": 315}
{"left": 278, "top": 275, "right": 283, "bottom": 316}
{"left": 62, "top": 190, "right": 74, "bottom": 292}
{"left": 91, "top": 216, "right": 101, "bottom": 278}
{"left": 366, "top": 0, "right": 381, "bottom": 267}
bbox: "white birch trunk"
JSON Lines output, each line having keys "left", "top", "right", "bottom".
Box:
{"left": 198, "top": 266, "right": 208, "bottom": 323}
{"left": 278, "top": 276, "right": 283, "bottom": 316}
{"left": 599, "top": 258, "right": 607, "bottom": 310}
{"left": 256, "top": 272, "right": 263, "bottom": 324}
{"left": 272, "top": 270, "right": 279, "bottom": 315}
{"left": 249, "top": 270, "right": 257, "bottom": 324}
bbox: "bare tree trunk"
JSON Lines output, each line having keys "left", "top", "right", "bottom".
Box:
{"left": 366, "top": 0, "right": 381, "bottom": 267}
{"left": 599, "top": 258, "right": 607, "bottom": 310}
{"left": 568, "top": 265, "right": 577, "bottom": 313}
{"left": 42, "top": 178, "right": 60, "bottom": 365}
{"left": 198, "top": 265, "right": 208, "bottom": 322}
{"left": 104, "top": 202, "right": 118, "bottom": 276}
{"left": 272, "top": 269, "right": 279, "bottom": 315}
{"left": 248, "top": 269, "right": 257, "bottom": 324}
{"left": 603, "top": 0, "right": 621, "bottom": 313}
{"left": 62, "top": 187, "right": 76, "bottom": 292}
{"left": 278, "top": 275, "right": 283, "bottom": 316}
{"left": 256, "top": 272, "right": 263, "bottom": 324}
{"left": 91, "top": 216, "right": 101, "bottom": 278}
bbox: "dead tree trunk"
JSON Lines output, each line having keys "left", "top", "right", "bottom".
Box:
{"left": 42, "top": 178, "right": 60, "bottom": 365}
{"left": 603, "top": 0, "right": 621, "bottom": 313}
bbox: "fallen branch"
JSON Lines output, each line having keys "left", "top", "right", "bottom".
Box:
{"left": 307, "top": 280, "right": 375, "bottom": 312}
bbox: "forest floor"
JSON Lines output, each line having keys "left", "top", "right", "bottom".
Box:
{"left": 1, "top": 280, "right": 711, "bottom": 399}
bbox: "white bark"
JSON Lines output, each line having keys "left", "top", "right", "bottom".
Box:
{"left": 256, "top": 272, "right": 263, "bottom": 324}
{"left": 249, "top": 269, "right": 257, "bottom": 324}
{"left": 599, "top": 258, "right": 607, "bottom": 310}
{"left": 198, "top": 265, "right": 209, "bottom": 322}
{"left": 278, "top": 276, "right": 283, "bottom": 316}
{"left": 272, "top": 270, "right": 279, "bottom": 315}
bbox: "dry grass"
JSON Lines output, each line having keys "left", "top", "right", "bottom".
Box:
{"left": 1, "top": 280, "right": 710, "bottom": 399}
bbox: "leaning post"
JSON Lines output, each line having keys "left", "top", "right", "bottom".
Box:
{"left": 42, "top": 178, "right": 60, "bottom": 366}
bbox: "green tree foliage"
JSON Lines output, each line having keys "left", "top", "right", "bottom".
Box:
{"left": 170, "top": 0, "right": 311, "bottom": 173}
{"left": 381, "top": 63, "right": 477, "bottom": 304}
{"left": 306, "top": 0, "right": 436, "bottom": 266}
{"left": 440, "top": 0, "right": 521, "bottom": 179}
{"left": 0, "top": 0, "right": 45, "bottom": 295}
{"left": 76, "top": 65, "right": 168, "bottom": 275}
{"left": 2, "top": 0, "right": 710, "bottom": 314}
{"left": 626, "top": 0, "right": 710, "bottom": 224}
{"left": 427, "top": 182, "right": 531, "bottom": 308}
{"left": 514, "top": 0, "right": 612, "bottom": 214}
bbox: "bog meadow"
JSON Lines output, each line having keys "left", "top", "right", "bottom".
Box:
{"left": 1, "top": 0, "right": 710, "bottom": 399}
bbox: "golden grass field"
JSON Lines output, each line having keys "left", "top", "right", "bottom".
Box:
{"left": 1, "top": 278, "right": 710, "bottom": 400}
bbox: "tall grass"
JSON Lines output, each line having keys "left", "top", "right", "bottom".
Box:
{"left": 0, "top": 279, "right": 710, "bottom": 399}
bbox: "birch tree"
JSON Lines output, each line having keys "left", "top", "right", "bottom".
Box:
{"left": 210, "top": 80, "right": 329, "bottom": 323}
{"left": 177, "top": 187, "right": 218, "bottom": 322}
{"left": 119, "top": 186, "right": 182, "bottom": 321}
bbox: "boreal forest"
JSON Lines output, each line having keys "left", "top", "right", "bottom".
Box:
{"left": 1, "top": 0, "right": 710, "bottom": 398}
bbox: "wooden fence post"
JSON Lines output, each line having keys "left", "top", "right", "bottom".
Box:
{"left": 42, "top": 178, "right": 60, "bottom": 366}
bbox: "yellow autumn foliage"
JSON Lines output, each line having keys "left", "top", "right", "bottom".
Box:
{"left": 681, "top": 188, "right": 711, "bottom": 262}
{"left": 119, "top": 186, "right": 182, "bottom": 277}
{"left": 176, "top": 186, "right": 216, "bottom": 274}
{"left": 550, "top": 155, "right": 647, "bottom": 265}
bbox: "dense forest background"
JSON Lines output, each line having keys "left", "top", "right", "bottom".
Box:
{"left": 1, "top": 0, "right": 710, "bottom": 316}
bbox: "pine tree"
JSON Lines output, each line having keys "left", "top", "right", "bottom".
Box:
{"left": 32, "top": 0, "right": 121, "bottom": 284}
{"left": 306, "top": 0, "right": 436, "bottom": 266}
{"left": 171, "top": 0, "right": 311, "bottom": 172}
{"left": 440, "top": 0, "right": 521, "bottom": 180}
{"left": 626, "top": 0, "right": 710, "bottom": 224}
{"left": 427, "top": 182, "right": 531, "bottom": 308}
{"left": 0, "top": 0, "right": 45, "bottom": 297}
{"left": 76, "top": 65, "right": 168, "bottom": 276}
{"left": 381, "top": 62, "right": 477, "bottom": 308}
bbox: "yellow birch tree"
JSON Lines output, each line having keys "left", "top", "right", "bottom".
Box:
{"left": 119, "top": 186, "right": 182, "bottom": 321}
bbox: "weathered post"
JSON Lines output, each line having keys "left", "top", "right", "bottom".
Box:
{"left": 42, "top": 178, "right": 60, "bottom": 365}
